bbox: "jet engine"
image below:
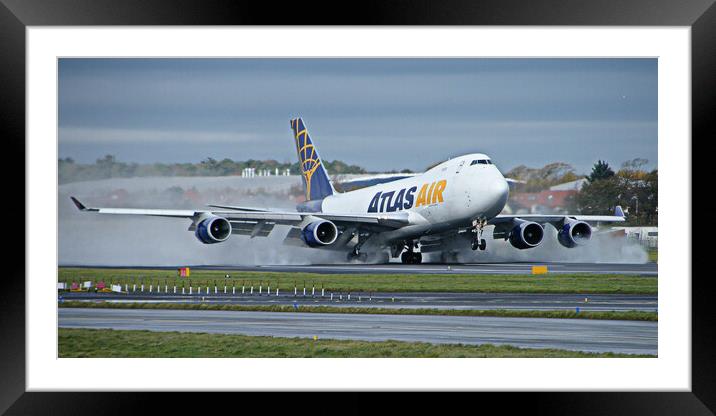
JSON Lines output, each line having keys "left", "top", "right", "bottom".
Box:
{"left": 509, "top": 220, "right": 544, "bottom": 249}
{"left": 557, "top": 219, "right": 592, "bottom": 248}
{"left": 195, "top": 215, "right": 232, "bottom": 244}
{"left": 301, "top": 219, "right": 338, "bottom": 247}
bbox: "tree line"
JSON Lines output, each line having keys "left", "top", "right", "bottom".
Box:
{"left": 506, "top": 158, "right": 657, "bottom": 226}
{"left": 577, "top": 159, "right": 657, "bottom": 226}
{"left": 60, "top": 155, "right": 656, "bottom": 226}
{"left": 58, "top": 155, "right": 367, "bottom": 184}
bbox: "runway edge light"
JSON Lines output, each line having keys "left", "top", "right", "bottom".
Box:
{"left": 532, "top": 265, "right": 548, "bottom": 275}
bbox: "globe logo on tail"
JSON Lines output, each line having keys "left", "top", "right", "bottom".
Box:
{"left": 290, "top": 118, "right": 334, "bottom": 201}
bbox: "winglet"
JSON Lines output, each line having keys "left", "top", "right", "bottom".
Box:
{"left": 614, "top": 205, "right": 625, "bottom": 217}
{"left": 70, "top": 196, "right": 87, "bottom": 211}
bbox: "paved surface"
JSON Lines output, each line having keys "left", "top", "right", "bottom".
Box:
{"left": 58, "top": 308, "right": 657, "bottom": 355}
{"left": 61, "top": 291, "right": 658, "bottom": 312}
{"left": 63, "top": 262, "right": 658, "bottom": 276}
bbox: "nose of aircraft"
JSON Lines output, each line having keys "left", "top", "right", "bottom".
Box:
{"left": 487, "top": 169, "right": 509, "bottom": 216}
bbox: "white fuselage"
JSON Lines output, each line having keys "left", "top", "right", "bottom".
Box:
{"left": 320, "top": 153, "right": 509, "bottom": 247}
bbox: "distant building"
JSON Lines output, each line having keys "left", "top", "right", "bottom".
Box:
{"left": 611, "top": 226, "right": 658, "bottom": 248}
{"left": 510, "top": 190, "right": 576, "bottom": 214}
{"left": 549, "top": 178, "right": 588, "bottom": 191}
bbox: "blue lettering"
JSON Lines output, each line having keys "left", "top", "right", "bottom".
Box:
{"left": 368, "top": 192, "right": 381, "bottom": 213}
{"left": 404, "top": 186, "right": 417, "bottom": 209}
{"left": 383, "top": 191, "right": 397, "bottom": 212}
{"left": 379, "top": 191, "right": 394, "bottom": 213}
{"left": 392, "top": 189, "right": 405, "bottom": 212}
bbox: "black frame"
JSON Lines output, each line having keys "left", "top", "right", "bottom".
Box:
{"left": 1, "top": 0, "right": 711, "bottom": 414}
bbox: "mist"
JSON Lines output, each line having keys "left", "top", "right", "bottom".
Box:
{"left": 60, "top": 176, "right": 648, "bottom": 266}
{"left": 59, "top": 176, "right": 343, "bottom": 266}
{"left": 435, "top": 225, "right": 648, "bottom": 264}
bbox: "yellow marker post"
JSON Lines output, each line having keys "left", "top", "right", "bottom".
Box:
{"left": 531, "top": 265, "right": 548, "bottom": 275}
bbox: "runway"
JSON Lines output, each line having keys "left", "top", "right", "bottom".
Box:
{"left": 60, "top": 291, "right": 658, "bottom": 312}
{"left": 58, "top": 308, "right": 657, "bottom": 355}
{"left": 231, "top": 262, "right": 658, "bottom": 275}
{"left": 71, "top": 262, "right": 658, "bottom": 276}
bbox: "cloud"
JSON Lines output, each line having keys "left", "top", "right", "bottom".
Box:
{"left": 58, "top": 58, "right": 657, "bottom": 172}
{"left": 59, "top": 127, "right": 262, "bottom": 144}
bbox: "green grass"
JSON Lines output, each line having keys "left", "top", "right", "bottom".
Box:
{"left": 58, "top": 328, "right": 654, "bottom": 358}
{"left": 59, "top": 301, "right": 657, "bottom": 321}
{"left": 58, "top": 267, "right": 657, "bottom": 294}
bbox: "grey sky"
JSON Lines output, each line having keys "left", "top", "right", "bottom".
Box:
{"left": 58, "top": 58, "right": 657, "bottom": 173}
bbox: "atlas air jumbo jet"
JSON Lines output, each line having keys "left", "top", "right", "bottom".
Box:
{"left": 71, "top": 118, "right": 625, "bottom": 264}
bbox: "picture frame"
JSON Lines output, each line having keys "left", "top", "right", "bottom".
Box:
{"left": 2, "top": 0, "right": 710, "bottom": 413}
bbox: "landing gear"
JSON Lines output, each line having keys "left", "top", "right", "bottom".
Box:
{"left": 347, "top": 248, "right": 368, "bottom": 262}
{"left": 471, "top": 217, "right": 488, "bottom": 251}
{"left": 401, "top": 251, "right": 422, "bottom": 264}
{"left": 346, "top": 232, "right": 370, "bottom": 262}
{"left": 400, "top": 240, "right": 422, "bottom": 264}
{"left": 471, "top": 238, "right": 486, "bottom": 251}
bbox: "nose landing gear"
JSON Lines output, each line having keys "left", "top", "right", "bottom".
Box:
{"left": 471, "top": 217, "right": 488, "bottom": 251}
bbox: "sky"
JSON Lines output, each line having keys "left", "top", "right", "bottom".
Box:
{"left": 58, "top": 58, "right": 657, "bottom": 173}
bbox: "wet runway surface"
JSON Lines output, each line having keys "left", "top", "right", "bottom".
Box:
{"left": 67, "top": 262, "right": 657, "bottom": 276}
{"left": 59, "top": 308, "right": 657, "bottom": 355}
{"left": 61, "top": 291, "right": 658, "bottom": 312}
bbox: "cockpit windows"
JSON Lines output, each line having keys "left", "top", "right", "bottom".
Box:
{"left": 470, "top": 159, "right": 492, "bottom": 166}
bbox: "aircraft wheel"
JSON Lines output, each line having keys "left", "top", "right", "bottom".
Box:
{"left": 412, "top": 252, "right": 422, "bottom": 264}
{"left": 471, "top": 239, "right": 479, "bottom": 251}
{"left": 479, "top": 239, "right": 487, "bottom": 251}
{"left": 401, "top": 252, "right": 411, "bottom": 264}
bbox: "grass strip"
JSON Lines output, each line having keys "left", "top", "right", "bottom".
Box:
{"left": 59, "top": 267, "right": 657, "bottom": 294}
{"left": 59, "top": 301, "right": 657, "bottom": 321}
{"left": 58, "top": 327, "right": 654, "bottom": 358}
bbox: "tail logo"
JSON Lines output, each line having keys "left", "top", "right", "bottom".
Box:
{"left": 290, "top": 118, "right": 326, "bottom": 200}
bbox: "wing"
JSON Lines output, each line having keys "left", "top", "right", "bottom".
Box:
{"left": 489, "top": 205, "right": 626, "bottom": 226}
{"left": 70, "top": 197, "right": 410, "bottom": 237}
{"left": 488, "top": 205, "right": 625, "bottom": 239}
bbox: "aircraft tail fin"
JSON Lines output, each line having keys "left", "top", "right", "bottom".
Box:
{"left": 290, "top": 117, "right": 336, "bottom": 201}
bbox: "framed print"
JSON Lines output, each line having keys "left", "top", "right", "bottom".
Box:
{"left": 2, "top": 0, "right": 712, "bottom": 413}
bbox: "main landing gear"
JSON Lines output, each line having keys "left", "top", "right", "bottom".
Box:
{"left": 400, "top": 241, "right": 422, "bottom": 264}
{"left": 347, "top": 232, "right": 369, "bottom": 262}
{"left": 471, "top": 217, "right": 487, "bottom": 251}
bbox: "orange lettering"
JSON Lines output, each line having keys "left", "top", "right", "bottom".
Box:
{"left": 415, "top": 184, "right": 428, "bottom": 207}
{"left": 426, "top": 182, "right": 436, "bottom": 204}
{"left": 432, "top": 180, "right": 447, "bottom": 203}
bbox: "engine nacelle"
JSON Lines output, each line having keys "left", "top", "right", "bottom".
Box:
{"left": 301, "top": 220, "right": 338, "bottom": 247}
{"left": 509, "top": 221, "right": 544, "bottom": 249}
{"left": 195, "top": 215, "right": 232, "bottom": 244}
{"left": 558, "top": 220, "right": 592, "bottom": 248}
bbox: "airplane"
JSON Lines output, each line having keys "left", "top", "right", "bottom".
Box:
{"left": 70, "top": 117, "right": 626, "bottom": 264}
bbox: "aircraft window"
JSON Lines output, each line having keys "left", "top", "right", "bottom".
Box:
{"left": 470, "top": 159, "right": 493, "bottom": 165}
